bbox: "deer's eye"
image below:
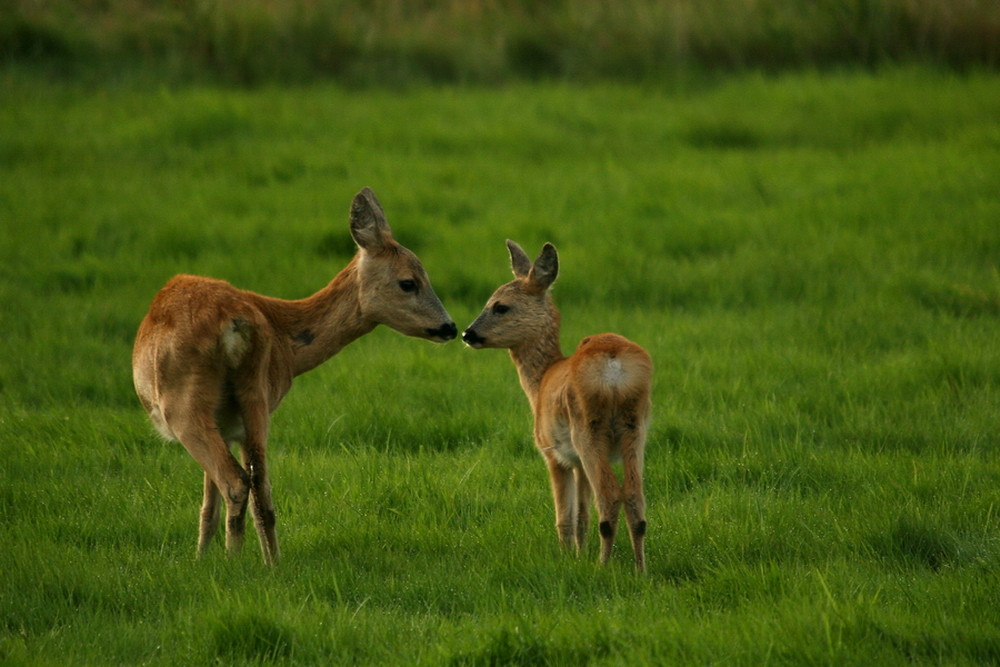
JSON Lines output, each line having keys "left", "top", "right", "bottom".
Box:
{"left": 399, "top": 279, "right": 418, "bottom": 293}
{"left": 492, "top": 303, "right": 510, "bottom": 315}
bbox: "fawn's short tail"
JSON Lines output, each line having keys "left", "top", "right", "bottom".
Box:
{"left": 569, "top": 333, "right": 652, "bottom": 399}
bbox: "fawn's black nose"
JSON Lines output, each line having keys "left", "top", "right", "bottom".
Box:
{"left": 463, "top": 328, "right": 485, "bottom": 347}
{"left": 427, "top": 321, "right": 458, "bottom": 341}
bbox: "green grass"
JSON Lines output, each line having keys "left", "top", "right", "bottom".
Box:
{"left": 2, "top": 68, "right": 1000, "bottom": 664}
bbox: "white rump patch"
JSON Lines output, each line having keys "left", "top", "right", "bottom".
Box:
{"left": 602, "top": 358, "right": 626, "bottom": 385}
{"left": 222, "top": 318, "right": 252, "bottom": 366}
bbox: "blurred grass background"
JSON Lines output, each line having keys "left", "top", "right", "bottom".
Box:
{"left": 3, "top": 2, "right": 1000, "bottom": 664}
{"left": 2, "top": 0, "right": 998, "bottom": 85}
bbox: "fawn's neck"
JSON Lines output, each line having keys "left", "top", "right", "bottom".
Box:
{"left": 509, "top": 318, "right": 564, "bottom": 407}
{"left": 262, "top": 256, "right": 376, "bottom": 377}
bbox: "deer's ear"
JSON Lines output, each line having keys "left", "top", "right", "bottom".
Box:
{"left": 507, "top": 239, "right": 532, "bottom": 279}
{"left": 528, "top": 243, "right": 558, "bottom": 290}
{"left": 350, "top": 187, "right": 394, "bottom": 251}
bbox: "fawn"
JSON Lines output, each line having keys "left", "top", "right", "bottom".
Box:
{"left": 463, "top": 241, "right": 652, "bottom": 571}
{"left": 132, "top": 187, "right": 456, "bottom": 564}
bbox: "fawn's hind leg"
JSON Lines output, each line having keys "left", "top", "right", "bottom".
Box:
{"left": 573, "top": 420, "right": 622, "bottom": 566}
{"left": 620, "top": 408, "right": 649, "bottom": 573}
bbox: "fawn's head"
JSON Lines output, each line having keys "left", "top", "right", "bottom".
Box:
{"left": 350, "top": 188, "right": 456, "bottom": 342}
{"left": 463, "top": 240, "right": 560, "bottom": 349}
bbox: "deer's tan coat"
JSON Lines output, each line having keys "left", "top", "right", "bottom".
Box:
{"left": 132, "top": 188, "right": 455, "bottom": 564}
{"left": 464, "top": 241, "right": 652, "bottom": 571}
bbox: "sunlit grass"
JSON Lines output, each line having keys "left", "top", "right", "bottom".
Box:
{"left": 1, "top": 69, "right": 999, "bottom": 664}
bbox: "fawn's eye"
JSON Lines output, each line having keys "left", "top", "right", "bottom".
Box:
{"left": 492, "top": 302, "right": 510, "bottom": 315}
{"left": 399, "top": 279, "right": 418, "bottom": 293}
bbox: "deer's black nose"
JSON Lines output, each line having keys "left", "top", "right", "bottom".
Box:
{"left": 463, "top": 328, "right": 485, "bottom": 347}
{"left": 427, "top": 321, "right": 458, "bottom": 341}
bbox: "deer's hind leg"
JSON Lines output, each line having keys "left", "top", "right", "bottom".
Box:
{"left": 182, "top": 437, "right": 249, "bottom": 558}
{"left": 239, "top": 434, "right": 279, "bottom": 566}
{"left": 167, "top": 393, "right": 251, "bottom": 559}
{"left": 619, "top": 403, "right": 649, "bottom": 573}
{"left": 572, "top": 417, "right": 622, "bottom": 566}
{"left": 233, "top": 366, "right": 280, "bottom": 566}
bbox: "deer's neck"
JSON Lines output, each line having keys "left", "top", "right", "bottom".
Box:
{"left": 262, "top": 256, "right": 376, "bottom": 377}
{"left": 509, "top": 319, "right": 564, "bottom": 407}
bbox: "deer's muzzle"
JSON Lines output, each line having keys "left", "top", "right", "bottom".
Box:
{"left": 426, "top": 321, "right": 458, "bottom": 342}
{"left": 462, "top": 328, "right": 486, "bottom": 348}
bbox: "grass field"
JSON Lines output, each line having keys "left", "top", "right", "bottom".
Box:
{"left": 2, "top": 67, "right": 1000, "bottom": 664}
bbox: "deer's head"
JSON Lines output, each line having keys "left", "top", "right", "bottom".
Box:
{"left": 463, "top": 240, "right": 559, "bottom": 349}
{"left": 350, "top": 188, "right": 456, "bottom": 342}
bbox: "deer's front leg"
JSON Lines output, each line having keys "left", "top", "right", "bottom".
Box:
{"left": 544, "top": 454, "right": 578, "bottom": 553}
{"left": 198, "top": 472, "right": 222, "bottom": 557}
{"left": 573, "top": 467, "right": 592, "bottom": 553}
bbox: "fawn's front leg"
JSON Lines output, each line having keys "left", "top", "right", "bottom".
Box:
{"left": 545, "top": 454, "right": 579, "bottom": 553}
{"left": 573, "top": 467, "right": 592, "bottom": 552}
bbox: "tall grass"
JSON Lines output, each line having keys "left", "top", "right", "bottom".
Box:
{"left": 1, "top": 68, "right": 999, "bottom": 663}
{"left": 2, "top": 0, "right": 999, "bottom": 85}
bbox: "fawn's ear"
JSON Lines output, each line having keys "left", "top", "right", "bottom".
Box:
{"left": 350, "top": 187, "right": 394, "bottom": 252}
{"left": 528, "top": 242, "right": 559, "bottom": 290}
{"left": 507, "top": 239, "right": 532, "bottom": 279}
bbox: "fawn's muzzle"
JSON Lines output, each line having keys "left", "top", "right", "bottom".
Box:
{"left": 462, "top": 328, "right": 486, "bottom": 348}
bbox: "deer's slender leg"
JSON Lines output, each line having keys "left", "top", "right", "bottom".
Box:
{"left": 573, "top": 418, "right": 622, "bottom": 566}
{"left": 198, "top": 472, "right": 222, "bottom": 557}
{"left": 167, "top": 395, "right": 250, "bottom": 558}
{"left": 573, "top": 467, "right": 592, "bottom": 553}
{"left": 544, "top": 454, "right": 578, "bottom": 553}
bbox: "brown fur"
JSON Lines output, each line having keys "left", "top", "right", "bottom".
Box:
{"left": 463, "top": 241, "right": 652, "bottom": 572}
{"left": 132, "top": 187, "right": 455, "bottom": 565}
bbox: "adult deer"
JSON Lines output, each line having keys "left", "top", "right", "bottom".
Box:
{"left": 132, "top": 187, "right": 456, "bottom": 565}
{"left": 463, "top": 241, "right": 652, "bottom": 572}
